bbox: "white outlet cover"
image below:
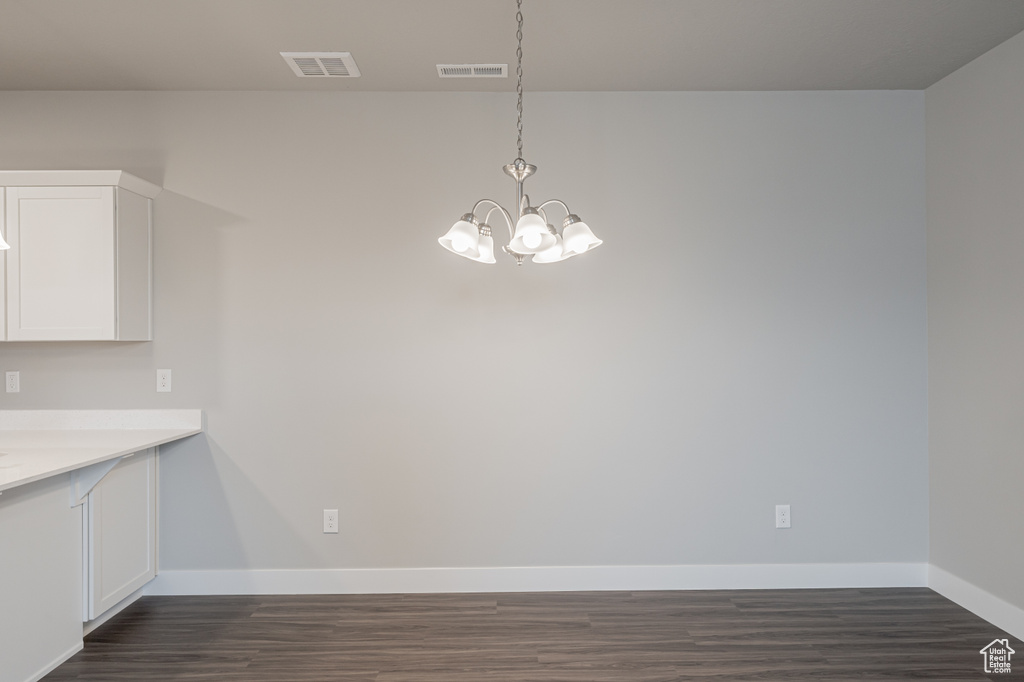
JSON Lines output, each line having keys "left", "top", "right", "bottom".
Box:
{"left": 776, "top": 504, "right": 791, "bottom": 528}
{"left": 323, "top": 509, "right": 339, "bottom": 534}
{"left": 157, "top": 369, "right": 172, "bottom": 392}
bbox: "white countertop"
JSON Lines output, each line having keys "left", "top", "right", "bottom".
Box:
{"left": 0, "top": 410, "right": 203, "bottom": 493}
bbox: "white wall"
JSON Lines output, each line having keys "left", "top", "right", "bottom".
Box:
{"left": 927, "top": 30, "right": 1024, "bottom": 611}
{"left": 0, "top": 90, "right": 927, "bottom": 583}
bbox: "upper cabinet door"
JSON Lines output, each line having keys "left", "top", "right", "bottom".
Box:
{"left": 5, "top": 186, "right": 118, "bottom": 340}
{"left": 1, "top": 189, "right": 6, "bottom": 341}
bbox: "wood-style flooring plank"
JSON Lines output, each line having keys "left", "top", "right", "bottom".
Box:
{"left": 42, "top": 588, "right": 1021, "bottom": 680}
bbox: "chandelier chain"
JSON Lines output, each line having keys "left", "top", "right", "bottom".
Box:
{"left": 515, "top": 0, "right": 524, "bottom": 160}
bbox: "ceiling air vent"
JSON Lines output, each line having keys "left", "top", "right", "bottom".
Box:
{"left": 437, "top": 64, "right": 508, "bottom": 78}
{"left": 281, "top": 52, "right": 361, "bottom": 78}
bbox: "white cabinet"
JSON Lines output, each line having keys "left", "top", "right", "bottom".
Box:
{"left": 0, "top": 189, "right": 5, "bottom": 341}
{"left": 84, "top": 448, "right": 157, "bottom": 622}
{"left": 0, "top": 170, "right": 161, "bottom": 341}
{"left": 0, "top": 475, "right": 85, "bottom": 682}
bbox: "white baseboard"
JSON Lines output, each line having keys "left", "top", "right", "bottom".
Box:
{"left": 145, "top": 562, "right": 927, "bottom": 596}
{"left": 25, "top": 642, "right": 82, "bottom": 682}
{"left": 929, "top": 565, "right": 1024, "bottom": 640}
{"left": 83, "top": 587, "right": 145, "bottom": 636}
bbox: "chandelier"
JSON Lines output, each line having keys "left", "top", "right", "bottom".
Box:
{"left": 438, "top": 0, "right": 601, "bottom": 265}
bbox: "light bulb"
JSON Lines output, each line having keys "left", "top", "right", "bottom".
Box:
{"left": 451, "top": 234, "right": 471, "bottom": 252}
{"left": 510, "top": 209, "right": 555, "bottom": 255}
{"left": 523, "top": 232, "right": 542, "bottom": 249}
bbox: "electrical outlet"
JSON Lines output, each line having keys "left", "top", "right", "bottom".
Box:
{"left": 323, "top": 509, "right": 339, "bottom": 534}
{"left": 6, "top": 371, "right": 20, "bottom": 393}
{"left": 776, "top": 504, "right": 791, "bottom": 529}
{"left": 157, "top": 369, "right": 172, "bottom": 393}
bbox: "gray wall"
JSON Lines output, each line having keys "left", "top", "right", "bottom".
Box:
{"left": 927, "top": 30, "right": 1024, "bottom": 609}
{"left": 0, "top": 90, "right": 928, "bottom": 572}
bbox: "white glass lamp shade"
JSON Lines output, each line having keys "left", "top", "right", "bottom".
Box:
{"left": 438, "top": 215, "right": 481, "bottom": 260}
{"left": 561, "top": 215, "right": 601, "bottom": 256}
{"left": 0, "top": 233, "right": 8, "bottom": 250}
{"left": 532, "top": 230, "right": 572, "bottom": 263}
{"left": 471, "top": 230, "right": 497, "bottom": 264}
{"left": 509, "top": 209, "right": 556, "bottom": 255}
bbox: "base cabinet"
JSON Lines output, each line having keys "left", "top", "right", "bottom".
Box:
{"left": 84, "top": 448, "right": 157, "bottom": 622}
{"left": 0, "top": 476, "right": 84, "bottom": 682}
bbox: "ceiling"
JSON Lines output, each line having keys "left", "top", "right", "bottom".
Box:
{"left": 3, "top": 0, "right": 1024, "bottom": 92}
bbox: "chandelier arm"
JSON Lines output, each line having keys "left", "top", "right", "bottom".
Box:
{"left": 537, "top": 199, "right": 571, "bottom": 216}
{"left": 484, "top": 205, "right": 516, "bottom": 240}
{"left": 471, "top": 198, "right": 500, "bottom": 215}
{"left": 471, "top": 199, "right": 516, "bottom": 239}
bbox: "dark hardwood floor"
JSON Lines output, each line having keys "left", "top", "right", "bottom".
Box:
{"left": 43, "top": 588, "right": 1021, "bottom": 680}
